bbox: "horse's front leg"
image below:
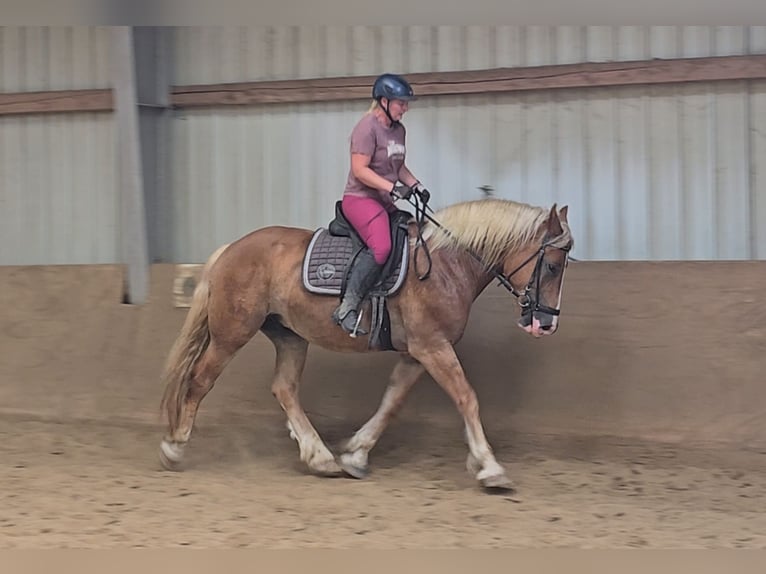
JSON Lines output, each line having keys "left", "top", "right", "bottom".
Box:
{"left": 337, "top": 354, "right": 425, "bottom": 478}
{"left": 409, "top": 342, "right": 514, "bottom": 492}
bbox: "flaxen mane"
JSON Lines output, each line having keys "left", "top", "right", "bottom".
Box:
{"left": 422, "top": 198, "right": 571, "bottom": 267}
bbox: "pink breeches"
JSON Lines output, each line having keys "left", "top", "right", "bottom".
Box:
{"left": 341, "top": 194, "right": 395, "bottom": 265}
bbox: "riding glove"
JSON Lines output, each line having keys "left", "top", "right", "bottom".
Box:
{"left": 391, "top": 183, "right": 413, "bottom": 200}
{"left": 412, "top": 182, "right": 430, "bottom": 204}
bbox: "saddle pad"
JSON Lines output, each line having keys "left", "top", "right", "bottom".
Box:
{"left": 302, "top": 228, "right": 408, "bottom": 296}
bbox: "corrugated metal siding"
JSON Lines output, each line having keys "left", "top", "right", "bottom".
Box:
{"left": 171, "top": 26, "right": 765, "bottom": 82}
{"left": 0, "top": 26, "right": 112, "bottom": 91}
{"left": 167, "top": 26, "right": 766, "bottom": 262}
{"left": 0, "top": 27, "right": 117, "bottom": 265}
{"left": 0, "top": 113, "right": 118, "bottom": 265}
{"left": 750, "top": 29, "right": 766, "bottom": 261}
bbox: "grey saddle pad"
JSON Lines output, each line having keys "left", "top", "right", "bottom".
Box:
{"left": 302, "top": 228, "right": 408, "bottom": 296}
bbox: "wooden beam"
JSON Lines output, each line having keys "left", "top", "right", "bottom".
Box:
{"left": 170, "top": 54, "right": 766, "bottom": 108}
{"left": 1, "top": 54, "right": 764, "bottom": 117}
{"left": 0, "top": 89, "right": 113, "bottom": 116}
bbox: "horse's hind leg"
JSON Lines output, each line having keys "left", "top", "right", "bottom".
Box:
{"left": 262, "top": 318, "right": 343, "bottom": 476}
{"left": 159, "top": 339, "right": 236, "bottom": 469}
{"left": 337, "top": 354, "right": 425, "bottom": 478}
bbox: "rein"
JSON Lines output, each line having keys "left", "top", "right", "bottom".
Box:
{"left": 410, "top": 192, "right": 433, "bottom": 280}
{"left": 397, "top": 191, "right": 571, "bottom": 315}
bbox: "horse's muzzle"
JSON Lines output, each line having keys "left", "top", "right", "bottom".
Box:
{"left": 518, "top": 310, "right": 558, "bottom": 338}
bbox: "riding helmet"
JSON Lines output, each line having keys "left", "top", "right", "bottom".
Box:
{"left": 372, "top": 73, "right": 418, "bottom": 102}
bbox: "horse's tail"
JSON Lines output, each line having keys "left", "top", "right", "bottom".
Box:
{"left": 160, "top": 243, "right": 229, "bottom": 434}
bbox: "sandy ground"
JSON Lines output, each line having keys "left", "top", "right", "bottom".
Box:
{"left": 3, "top": 263, "right": 765, "bottom": 549}
{"left": 2, "top": 410, "right": 765, "bottom": 549}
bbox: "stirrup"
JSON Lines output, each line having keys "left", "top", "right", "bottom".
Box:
{"left": 339, "top": 309, "right": 367, "bottom": 337}
{"left": 349, "top": 309, "right": 365, "bottom": 338}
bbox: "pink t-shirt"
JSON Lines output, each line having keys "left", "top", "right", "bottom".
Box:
{"left": 343, "top": 112, "right": 406, "bottom": 207}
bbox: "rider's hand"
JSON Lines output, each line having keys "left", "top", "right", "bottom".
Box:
{"left": 413, "top": 182, "right": 430, "bottom": 203}
{"left": 391, "top": 184, "right": 412, "bottom": 200}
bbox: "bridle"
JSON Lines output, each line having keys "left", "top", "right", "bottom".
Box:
{"left": 495, "top": 239, "right": 571, "bottom": 318}
{"left": 399, "top": 190, "right": 571, "bottom": 318}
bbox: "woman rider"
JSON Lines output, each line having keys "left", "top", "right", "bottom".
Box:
{"left": 332, "top": 73, "right": 430, "bottom": 336}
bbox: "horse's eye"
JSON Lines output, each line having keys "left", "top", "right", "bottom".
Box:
{"left": 546, "top": 262, "right": 559, "bottom": 275}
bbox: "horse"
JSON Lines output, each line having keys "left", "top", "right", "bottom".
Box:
{"left": 158, "top": 196, "right": 574, "bottom": 492}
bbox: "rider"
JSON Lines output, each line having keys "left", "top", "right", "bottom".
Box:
{"left": 332, "top": 72, "right": 430, "bottom": 336}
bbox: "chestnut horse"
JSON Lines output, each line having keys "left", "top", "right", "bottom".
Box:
{"left": 159, "top": 197, "right": 573, "bottom": 492}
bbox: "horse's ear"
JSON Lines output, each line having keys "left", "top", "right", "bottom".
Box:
{"left": 546, "top": 204, "right": 563, "bottom": 236}
{"left": 559, "top": 205, "right": 569, "bottom": 222}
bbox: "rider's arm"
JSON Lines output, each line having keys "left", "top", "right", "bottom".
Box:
{"left": 397, "top": 164, "right": 419, "bottom": 188}
{"left": 351, "top": 153, "right": 398, "bottom": 196}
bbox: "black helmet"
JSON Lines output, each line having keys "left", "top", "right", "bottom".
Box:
{"left": 372, "top": 73, "right": 417, "bottom": 102}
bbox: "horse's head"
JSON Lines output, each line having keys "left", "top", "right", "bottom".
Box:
{"left": 501, "top": 204, "right": 573, "bottom": 338}
{"left": 419, "top": 197, "right": 574, "bottom": 338}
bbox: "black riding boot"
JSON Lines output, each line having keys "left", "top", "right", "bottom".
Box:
{"left": 332, "top": 250, "right": 383, "bottom": 336}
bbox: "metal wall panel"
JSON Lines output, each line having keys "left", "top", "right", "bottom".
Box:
{"left": 0, "top": 26, "right": 111, "bottom": 91}
{"left": 0, "top": 113, "right": 117, "bottom": 264}
{"left": 0, "top": 27, "right": 117, "bottom": 265}
{"left": 171, "top": 26, "right": 764, "bottom": 83}
{"left": 749, "top": 27, "right": 766, "bottom": 259}
{"left": 3, "top": 27, "right": 763, "bottom": 264}
{"left": 167, "top": 26, "right": 766, "bottom": 262}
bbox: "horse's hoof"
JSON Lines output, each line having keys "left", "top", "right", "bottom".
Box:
{"left": 480, "top": 473, "right": 515, "bottom": 494}
{"left": 338, "top": 460, "right": 369, "bottom": 480}
{"left": 309, "top": 458, "right": 345, "bottom": 477}
{"left": 159, "top": 441, "right": 184, "bottom": 471}
{"left": 337, "top": 451, "right": 369, "bottom": 479}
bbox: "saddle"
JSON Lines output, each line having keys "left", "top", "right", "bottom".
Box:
{"left": 302, "top": 201, "right": 412, "bottom": 350}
